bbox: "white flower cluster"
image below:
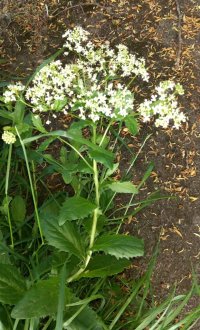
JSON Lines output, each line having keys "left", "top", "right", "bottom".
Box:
{"left": 25, "top": 57, "right": 134, "bottom": 122}
{"left": 62, "top": 26, "right": 90, "bottom": 55}
{"left": 138, "top": 81, "right": 186, "bottom": 129}
{"left": 2, "top": 27, "right": 186, "bottom": 130}
{"left": 62, "top": 26, "right": 149, "bottom": 82}
{"left": 3, "top": 82, "right": 25, "bottom": 103}
{"left": 23, "top": 27, "right": 150, "bottom": 122}
{"left": 75, "top": 83, "right": 134, "bottom": 122}
{"left": 2, "top": 131, "right": 16, "bottom": 144}
{"left": 26, "top": 60, "right": 75, "bottom": 113}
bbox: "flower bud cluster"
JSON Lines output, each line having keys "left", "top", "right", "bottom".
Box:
{"left": 2, "top": 131, "right": 16, "bottom": 144}
{"left": 3, "top": 82, "right": 25, "bottom": 103}
{"left": 138, "top": 81, "right": 186, "bottom": 129}
{"left": 26, "top": 60, "right": 75, "bottom": 113}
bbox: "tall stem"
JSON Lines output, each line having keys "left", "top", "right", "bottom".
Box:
{"left": 67, "top": 126, "right": 100, "bottom": 282}
{"left": 15, "top": 127, "right": 44, "bottom": 244}
{"left": 5, "top": 144, "right": 14, "bottom": 248}
{"left": 89, "top": 125, "right": 100, "bottom": 250}
{"left": 89, "top": 159, "right": 99, "bottom": 250}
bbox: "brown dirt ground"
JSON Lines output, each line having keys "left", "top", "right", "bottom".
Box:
{"left": 0, "top": 0, "right": 200, "bottom": 326}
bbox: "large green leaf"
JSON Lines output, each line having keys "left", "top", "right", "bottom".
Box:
{"left": 89, "top": 150, "right": 114, "bottom": 169}
{"left": 59, "top": 196, "right": 96, "bottom": 225}
{"left": 11, "top": 277, "right": 71, "bottom": 319}
{"left": 0, "top": 303, "right": 12, "bottom": 330}
{"left": 93, "top": 235, "right": 144, "bottom": 259}
{"left": 0, "top": 264, "right": 26, "bottom": 305}
{"left": 82, "top": 255, "right": 131, "bottom": 278}
{"left": 40, "top": 202, "right": 85, "bottom": 259}
{"left": 41, "top": 216, "right": 85, "bottom": 260}
{"left": 107, "top": 181, "right": 138, "bottom": 194}
{"left": 11, "top": 195, "right": 26, "bottom": 224}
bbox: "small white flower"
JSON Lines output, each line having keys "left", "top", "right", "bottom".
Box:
{"left": 138, "top": 80, "right": 186, "bottom": 129}
{"left": 3, "top": 82, "right": 25, "bottom": 103}
{"left": 2, "top": 131, "right": 16, "bottom": 144}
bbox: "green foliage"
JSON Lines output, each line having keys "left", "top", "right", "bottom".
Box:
{"left": 10, "top": 195, "right": 26, "bottom": 224}
{"left": 40, "top": 205, "right": 85, "bottom": 260}
{"left": 0, "top": 29, "right": 198, "bottom": 330}
{"left": 0, "top": 264, "right": 26, "bottom": 305}
{"left": 82, "top": 255, "right": 131, "bottom": 278}
{"left": 11, "top": 277, "right": 71, "bottom": 319}
{"left": 93, "top": 234, "right": 144, "bottom": 259}
{"left": 59, "top": 196, "right": 96, "bottom": 225}
{"left": 107, "top": 181, "right": 138, "bottom": 194}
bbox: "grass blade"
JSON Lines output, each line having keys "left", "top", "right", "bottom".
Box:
{"left": 55, "top": 262, "right": 67, "bottom": 330}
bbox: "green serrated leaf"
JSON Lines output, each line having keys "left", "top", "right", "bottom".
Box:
{"left": 13, "top": 99, "right": 25, "bottom": 125}
{"left": 82, "top": 255, "right": 131, "bottom": 278}
{"left": 11, "top": 195, "right": 26, "bottom": 224}
{"left": 31, "top": 114, "right": 47, "bottom": 133}
{"left": 125, "top": 115, "right": 139, "bottom": 136}
{"left": 11, "top": 277, "right": 71, "bottom": 319}
{"left": 104, "top": 163, "right": 119, "bottom": 180}
{"left": 59, "top": 196, "right": 96, "bottom": 225}
{"left": 0, "top": 109, "right": 13, "bottom": 121}
{"left": 41, "top": 213, "right": 85, "bottom": 260}
{"left": 107, "top": 181, "right": 138, "bottom": 194}
{"left": 0, "top": 264, "right": 26, "bottom": 305}
{"left": 53, "top": 98, "right": 68, "bottom": 111}
{"left": 93, "top": 234, "right": 144, "bottom": 259}
{"left": 89, "top": 150, "right": 114, "bottom": 169}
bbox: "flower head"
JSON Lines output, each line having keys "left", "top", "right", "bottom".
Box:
{"left": 138, "top": 80, "right": 186, "bottom": 129}
{"left": 3, "top": 82, "right": 25, "bottom": 103}
{"left": 2, "top": 131, "right": 16, "bottom": 144}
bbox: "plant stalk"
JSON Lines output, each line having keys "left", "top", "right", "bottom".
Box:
{"left": 67, "top": 126, "right": 100, "bottom": 282}
{"left": 15, "top": 126, "right": 44, "bottom": 244}
{"left": 5, "top": 144, "right": 14, "bottom": 248}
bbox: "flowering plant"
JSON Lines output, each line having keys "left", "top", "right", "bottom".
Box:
{"left": 2, "top": 26, "right": 185, "bottom": 133}
{"left": 0, "top": 27, "right": 190, "bottom": 329}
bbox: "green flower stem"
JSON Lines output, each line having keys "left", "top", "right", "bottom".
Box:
{"left": 67, "top": 127, "right": 100, "bottom": 282}
{"left": 24, "top": 319, "right": 29, "bottom": 330}
{"left": 99, "top": 121, "right": 111, "bottom": 147}
{"left": 15, "top": 126, "right": 44, "bottom": 244}
{"left": 13, "top": 319, "right": 20, "bottom": 330}
{"left": 41, "top": 317, "right": 53, "bottom": 330}
{"left": 5, "top": 144, "right": 14, "bottom": 248}
{"left": 88, "top": 126, "right": 100, "bottom": 252}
